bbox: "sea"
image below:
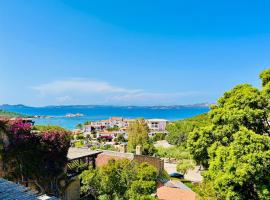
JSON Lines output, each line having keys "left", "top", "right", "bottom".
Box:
{"left": 1, "top": 105, "right": 209, "bottom": 130}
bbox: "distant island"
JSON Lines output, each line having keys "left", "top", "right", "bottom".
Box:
{"left": 0, "top": 103, "right": 212, "bottom": 110}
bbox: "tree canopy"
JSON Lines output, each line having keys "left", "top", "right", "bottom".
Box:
{"left": 187, "top": 69, "right": 270, "bottom": 199}
{"left": 260, "top": 68, "right": 270, "bottom": 87}
{"left": 127, "top": 119, "right": 156, "bottom": 155}
{"left": 166, "top": 113, "right": 210, "bottom": 146}
{"left": 205, "top": 128, "right": 270, "bottom": 199}
{"left": 80, "top": 159, "right": 158, "bottom": 200}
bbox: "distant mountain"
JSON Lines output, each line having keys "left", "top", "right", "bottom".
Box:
{"left": 0, "top": 104, "right": 32, "bottom": 109}
{"left": 0, "top": 103, "right": 212, "bottom": 109}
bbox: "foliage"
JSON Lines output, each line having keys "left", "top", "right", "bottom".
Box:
{"left": 166, "top": 113, "right": 210, "bottom": 146}
{"left": 156, "top": 146, "right": 191, "bottom": 160}
{"left": 152, "top": 132, "right": 165, "bottom": 142}
{"left": 76, "top": 123, "right": 83, "bottom": 129}
{"left": 74, "top": 140, "right": 84, "bottom": 147}
{"left": 74, "top": 134, "right": 84, "bottom": 140}
{"left": 187, "top": 69, "right": 270, "bottom": 199}
{"left": 0, "top": 109, "right": 30, "bottom": 118}
{"left": 176, "top": 159, "right": 195, "bottom": 175}
{"left": 159, "top": 169, "right": 170, "bottom": 180}
{"left": 84, "top": 121, "right": 92, "bottom": 125}
{"left": 107, "top": 126, "right": 120, "bottom": 132}
{"left": 33, "top": 125, "right": 69, "bottom": 133}
{"left": 3, "top": 119, "right": 71, "bottom": 195}
{"left": 188, "top": 84, "right": 269, "bottom": 167}
{"left": 192, "top": 181, "right": 220, "bottom": 200}
{"left": 260, "top": 68, "right": 270, "bottom": 87}
{"left": 204, "top": 128, "right": 270, "bottom": 200}
{"left": 80, "top": 159, "right": 158, "bottom": 200}
{"left": 90, "top": 144, "right": 117, "bottom": 151}
{"left": 0, "top": 119, "right": 8, "bottom": 159}
{"left": 187, "top": 126, "right": 214, "bottom": 167}
{"left": 127, "top": 119, "right": 156, "bottom": 155}
{"left": 114, "top": 134, "right": 127, "bottom": 143}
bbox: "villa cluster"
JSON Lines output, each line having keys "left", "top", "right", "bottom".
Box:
{"left": 80, "top": 117, "right": 168, "bottom": 140}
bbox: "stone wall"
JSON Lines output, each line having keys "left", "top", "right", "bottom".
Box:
{"left": 133, "top": 155, "right": 164, "bottom": 175}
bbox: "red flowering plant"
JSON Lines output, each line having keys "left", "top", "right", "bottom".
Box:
{"left": 2, "top": 119, "right": 71, "bottom": 195}
{"left": 3, "top": 119, "right": 41, "bottom": 182}
{"left": 37, "top": 130, "right": 71, "bottom": 194}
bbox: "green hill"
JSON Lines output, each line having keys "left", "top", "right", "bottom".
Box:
{"left": 166, "top": 113, "right": 210, "bottom": 146}
{"left": 0, "top": 109, "right": 30, "bottom": 118}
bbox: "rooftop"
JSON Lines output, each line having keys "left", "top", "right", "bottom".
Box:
{"left": 0, "top": 178, "right": 58, "bottom": 200}
{"left": 67, "top": 147, "right": 102, "bottom": 160}
{"left": 157, "top": 180, "right": 195, "bottom": 200}
{"left": 102, "top": 150, "right": 134, "bottom": 160}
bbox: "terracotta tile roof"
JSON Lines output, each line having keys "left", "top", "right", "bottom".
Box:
{"left": 110, "top": 117, "right": 123, "bottom": 121}
{"left": 95, "top": 151, "right": 134, "bottom": 167}
{"left": 98, "top": 131, "right": 115, "bottom": 135}
{"left": 157, "top": 181, "right": 196, "bottom": 200}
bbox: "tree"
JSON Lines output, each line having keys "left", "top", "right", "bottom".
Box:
{"left": 84, "top": 121, "right": 92, "bottom": 125}
{"left": 107, "top": 125, "right": 120, "bottom": 132}
{"left": 3, "top": 119, "right": 71, "bottom": 196}
{"left": 80, "top": 159, "right": 158, "bottom": 200}
{"left": 187, "top": 126, "right": 214, "bottom": 168}
{"left": 193, "top": 181, "right": 220, "bottom": 200}
{"left": 152, "top": 132, "right": 165, "bottom": 142}
{"left": 188, "top": 84, "right": 269, "bottom": 168}
{"left": 0, "top": 119, "right": 8, "bottom": 170}
{"left": 261, "top": 69, "right": 270, "bottom": 108}
{"left": 127, "top": 119, "right": 156, "bottom": 155}
{"left": 260, "top": 68, "right": 270, "bottom": 87}
{"left": 76, "top": 123, "right": 83, "bottom": 129}
{"left": 204, "top": 128, "right": 270, "bottom": 200}
{"left": 187, "top": 69, "right": 270, "bottom": 199}
{"left": 166, "top": 113, "right": 210, "bottom": 146}
{"left": 176, "top": 159, "right": 195, "bottom": 176}
{"left": 114, "top": 134, "right": 127, "bottom": 143}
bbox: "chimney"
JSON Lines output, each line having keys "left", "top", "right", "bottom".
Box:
{"left": 119, "top": 144, "right": 127, "bottom": 153}
{"left": 136, "top": 145, "right": 142, "bottom": 155}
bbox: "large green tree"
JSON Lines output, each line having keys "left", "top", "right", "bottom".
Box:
{"left": 80, "top": 159, "right": 157, "bottom": 200}
{"left": 127, "top": 119, "right": 156, "bottom": 155}
{"left": 205, "top": 128, "right": 270, "bottom": 200}
{"left": 188, "top": 69, "right": 270, "bottom": 199}
{"left": 188, "top": 84, "right": 269, "bottom": 167}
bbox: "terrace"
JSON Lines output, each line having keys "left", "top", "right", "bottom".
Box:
{"left": 66, "top": 148, "right": 102, "bottom": 178}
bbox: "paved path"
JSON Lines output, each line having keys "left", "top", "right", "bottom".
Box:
{"left": 164, "top": 163, "right": 203, "bottom": 182}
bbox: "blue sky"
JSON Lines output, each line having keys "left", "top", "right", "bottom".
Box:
{"left": 0, "top": 0, "right": 269, "bottom": 106}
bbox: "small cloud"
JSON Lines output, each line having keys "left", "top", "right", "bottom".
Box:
{"left": 31, "top": 78, "right": 203, "bottom": 105}
{"left": 32, "top": 78, "right": 141, "bottom": 94}
{"left": 109, "top": 91, "right": 202, "bottom": 105}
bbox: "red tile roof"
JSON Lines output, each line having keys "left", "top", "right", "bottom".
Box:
{"left": 96, "top": 153, "right": 132, "bottom": 167}
{"left": 157, "top": 181, "right": 196, "bottom": 200}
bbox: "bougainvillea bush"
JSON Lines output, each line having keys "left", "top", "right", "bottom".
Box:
{"left": 1, "top": 119, "right": 71, "bottom": 195}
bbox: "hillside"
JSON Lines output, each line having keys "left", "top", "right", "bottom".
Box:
{"left": 166, "top": 113, "right": 210, "bottom": 146}
{"left": 0, "top": 109, "right": 30, "bottom": 118}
